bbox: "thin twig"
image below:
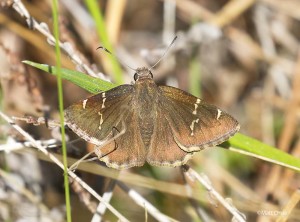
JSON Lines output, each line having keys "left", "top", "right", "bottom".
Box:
{"left": 117, "top": 181, "right": 179, "bottom": 222}
{"left": 92, "top": 179, "right": 116, "bottom": 222}
{"left": 181, "top": 169, "right": 213, "bottom": 221}
{"left": 70, "top": 177, "right": 97, "bottom": 213}
{"left": 0, "top": 138, "right": 58, "bottom": 152}
{"left": 12, "top": 116, "right": 61, "bottom": 128}
{"left": 276, "top": 189, "right": 300, "bottom": 222}
{"left": 182, "top": 165, "right": 246, "bottom": 222}
{"left": 208, "top": 0, "right": 256, "bottom": 27}
{"left": 105, "top": 0, "right": 127, "bottom": 45}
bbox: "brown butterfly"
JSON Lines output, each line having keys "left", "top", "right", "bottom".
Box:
{"left": 65, "top": 66, "right": 240, "bottom": 170}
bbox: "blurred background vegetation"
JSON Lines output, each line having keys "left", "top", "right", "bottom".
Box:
{"left": 0, "top": 0, "right": 300, "bottom": 221}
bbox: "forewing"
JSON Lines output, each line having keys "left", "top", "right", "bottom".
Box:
{"left": 97, "top": 110, "right": 146, "bottom": 170}
{"left": 64, "top": 84, "right": 134, "bottom": 146}
{"left": 159, "top": 86, "right": 240, "bottom": 152}
{"left": 146, "top": 111, "right": 193, "bottom": 167}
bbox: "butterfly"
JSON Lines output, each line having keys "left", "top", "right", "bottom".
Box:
{"left": 64, "top": 67, "right": 240, "bottom": 170}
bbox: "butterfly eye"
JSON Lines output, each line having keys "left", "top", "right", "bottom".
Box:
{"left": 134, "top": 73, "right": 138, "bottom": 81}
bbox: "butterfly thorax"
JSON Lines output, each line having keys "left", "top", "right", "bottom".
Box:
{"left": 134, "top": 72, "right": 159, "bottom": 150}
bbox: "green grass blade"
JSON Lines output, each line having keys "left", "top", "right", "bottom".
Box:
{"left": 23, "top": 61, "right": 117, "bottom": 93}
{"left": 51, "top": 0, "right": 71, "bottom": 221}
{"left": 226, "top": 133, "right": 300, "bottom": 172}
{"left": 85, "top": 0, "right": 123, "bottom": 84}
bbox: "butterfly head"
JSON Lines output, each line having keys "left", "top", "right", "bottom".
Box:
{"left": 134, "top": 67, "right": 153, "bottom": 82}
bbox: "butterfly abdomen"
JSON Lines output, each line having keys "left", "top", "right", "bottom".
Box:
{"left": 139, "top": 117, "right": 155, "bottom": 149}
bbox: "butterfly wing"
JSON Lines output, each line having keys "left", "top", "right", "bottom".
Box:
{"left": 65, "top": 84, "right": 146, "bottom": 169}
{"left": 158, "top": 86, "right": 240, "bottom": 152}
{"left": 64, "top": 85, "right": 134, "bottom": 146}
{"left": 98, "top": 109, "right": 146, "bottom": 169}
{"left": 146, "top": 110, "right": 193, "bottom": 167}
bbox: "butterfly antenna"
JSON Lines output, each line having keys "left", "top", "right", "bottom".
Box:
{"left": 96, "top": 46, "right": 137, "bottom": 71}
{"left": 149, "top": 36, "right": 177, "bottom": 71}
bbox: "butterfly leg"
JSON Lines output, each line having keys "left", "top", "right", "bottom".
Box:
{"left": 68, "top": 150, "right": 98, "bottom": 172}
{"left": 69, "top": 124, "right": 125, "bottom": 171}
{"left": 94, "top": 126, "right": 121, "bottom": 159}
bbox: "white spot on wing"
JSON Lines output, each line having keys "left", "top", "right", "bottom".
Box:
{"left": 192, "top": 104, "right": 198, "bottom": 115}
{"left": 190, "top": 118, "right": 199, "bottom": 136}
{"left": 98, "top": 111, "right": 103, "bottom": 130}
{"left": 192, "top": 98, "right": 201, "bottom": 115}
{"left": 82, "top": 99, "right": 88, "bottom": 109}
{"left": 101, "top": 92, "right": 106, "bottom": 108}
{"left": 102, "top": 98, "right": 107, "bottom": 108}
{"left": 217, "top": 109, "right": 222, "bottom": 120}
